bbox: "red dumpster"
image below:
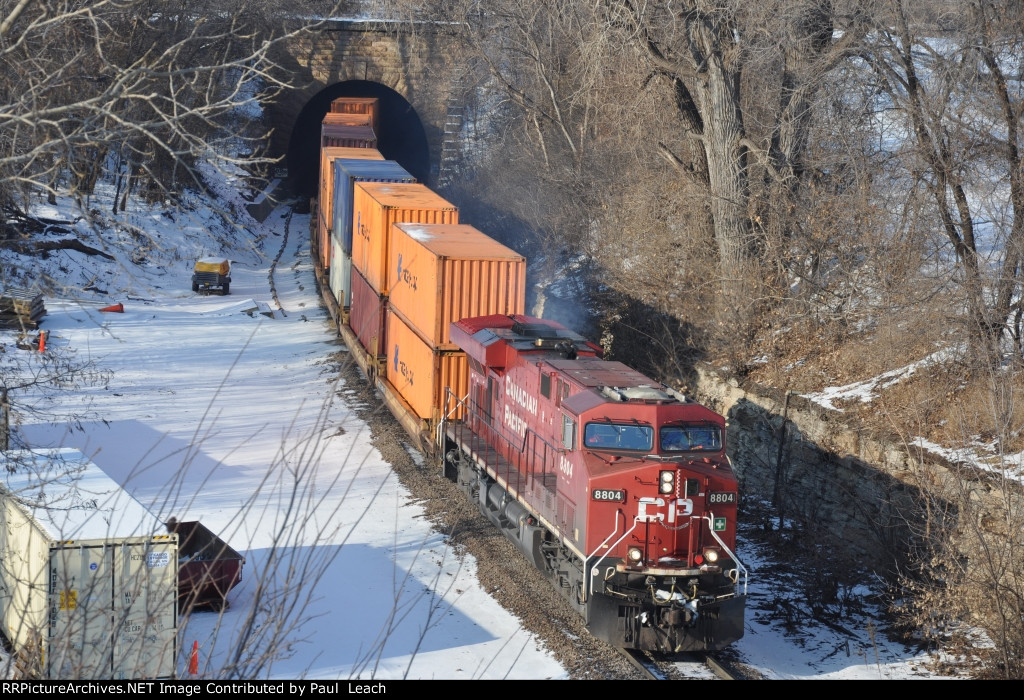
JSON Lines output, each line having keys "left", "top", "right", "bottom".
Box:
{"left": 167, "top": 519, "right": 245, "bottom": 611}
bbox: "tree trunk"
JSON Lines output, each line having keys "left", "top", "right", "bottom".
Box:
{"left": 688, "top": 9, "right": 754, "bottom": 328}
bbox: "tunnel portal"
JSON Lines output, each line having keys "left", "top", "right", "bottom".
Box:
{"left": 287, "top": 81, "right": 431, "bottom": 199}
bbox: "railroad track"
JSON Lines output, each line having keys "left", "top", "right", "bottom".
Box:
{"left": 619, "top": 648, "right": 747, "bottom": 680}
{"left": 620, "top": 649, "right": 663, "bottom": 679}
{"left": 267, "top": 207, "right": 291, "bottom": 317}
{"left": 703, "top": 653, "right": 746, "bottom": 680}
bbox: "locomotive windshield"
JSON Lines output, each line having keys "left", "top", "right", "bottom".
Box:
{"left": 660, "top": 424, "right": 722, "bottom": 452}
{"left": 584, "top": 422, "right": 653, "bottom": 451}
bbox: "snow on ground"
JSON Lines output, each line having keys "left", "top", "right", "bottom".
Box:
{"left": 0, "top": 178, "right": 961, "bottom": 679}
{"left": 6, "top": 186, "right": 561, "bottom": 680}
{"left": 800, "top": 346, "right": 953, "bottom": 412}
{"left": 801, "top": 346, "right": 1024, "bottom": 486}
{"left": 733, "top": 509, "right": 955, "bottom": 680}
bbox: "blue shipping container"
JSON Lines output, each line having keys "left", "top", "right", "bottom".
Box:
{"left": 332, "top": 159, "right": 416, "bottom": 255}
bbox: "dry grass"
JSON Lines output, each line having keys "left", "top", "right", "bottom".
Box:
{"left": 740, "top": 300, "right": 1024, "bottom": 454}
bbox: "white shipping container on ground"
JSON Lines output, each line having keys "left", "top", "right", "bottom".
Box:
{"left": 0, "top": 449, "right": 177, "bottom": 679}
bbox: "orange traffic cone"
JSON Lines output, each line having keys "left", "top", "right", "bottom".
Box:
{"left": 99, "top": 302, "right": 124, "bottom": 313}
{"left": 188, "top": 640, "right": 199, "bottom": 675}
{"left": 37, "top": 331, "right": 46, "bottom": 353}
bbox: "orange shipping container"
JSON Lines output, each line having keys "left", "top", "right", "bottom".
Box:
{"left": 322, "top": 112, "right": 373, "bottom": 129}
{"left": 318, "top": 147, "right": 384, "bottom": 270}
{"left": 330, "top": 97, "right": 380, "bottom": 134}
{"left": 388, "top": 223, "right": 527, "bottom": 350}
{"left": 351, "top": 183, "right": 458, "bottom": 295}
{"left": 385, "top": 308, "right": 469, "bottom": 422}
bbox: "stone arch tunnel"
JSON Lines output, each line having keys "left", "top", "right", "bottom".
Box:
{"left": 263, "top": 19, "right": 465, "bottom": 202}
{"left": 286, "top": 80, "right": 431, "bottom": 199}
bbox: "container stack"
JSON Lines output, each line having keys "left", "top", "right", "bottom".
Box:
{"left": 330, "top": 159, "right": 416, "bottom": 314}
{"left": 321, "top": 98, "right": 379, "bottom": 147}
{"left": 330, "top": 96, "right": 380, "bottom": 134}
{"left": 312, "top": 101, "right": 383, "bottom": 288}
{"left": 348, "top": 182, "right": 459, "bottom": 362}
{"left": 0, "top": 288, "right": 45, "bottom": 330}
{"left": 384, "top": 223, "right": 526, "bottom": 423}
{"left": 317, "top": 146, "right": 384, "bottom": 272}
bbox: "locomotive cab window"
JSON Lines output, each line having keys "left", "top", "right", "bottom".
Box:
{"left": 584, "top": 423, "right": 653, "bottom": 451}
{"left": 552, "top": 378, "right": 570, "bottom": 407}
{"left": 541, "top": 373, "right": 551, "bottom": 399}
{"left": 660, "top": 425, "right": 722, "bottom": 452}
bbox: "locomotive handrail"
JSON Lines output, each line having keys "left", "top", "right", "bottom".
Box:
{"left": 587, "top": 511, "right": 635, "bottom": 600}
{"left": 437, "top": 388, "right": 470, "bottom": 456}
{"left": 444, "top": 387, "right": 559, "bottom": 494}
{"left": 701, "top": 513, "right": 749, "bottom": 595}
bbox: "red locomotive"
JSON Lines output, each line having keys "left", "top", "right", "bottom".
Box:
{"left": 441, "top": 314, "right": 746, "bottom": 652}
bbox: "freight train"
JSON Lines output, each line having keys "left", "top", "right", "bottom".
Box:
{"left": 309, "top": 97, "right": 747, "bottom": 653}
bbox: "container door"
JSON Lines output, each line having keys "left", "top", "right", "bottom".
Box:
{"left": 112, "top": 541, "right": 177, "bottom": 680}
{"left": 46, "top": 539, "right": 177, "bottom": 680}
{"left": 47, "top": 544, "right": 115, "bottom": 679}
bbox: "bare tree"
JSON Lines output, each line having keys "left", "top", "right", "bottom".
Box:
{"left": 895, "top": 368, "right": 1024, "bottom": 678}
{"left": 858, "top": 0, "right": 1024, "bottom": 366}
{"left": 432, "top": 0, "right": 616, "bottom": 323}
{"left": 0, "top": 3, "right": 355, "bottom": 678}
{"left": 0, "top": 0, "right": 337, "bottom": 260}
{"left": 0, "top": 0, "right": 349, "bottom": 453}
{"left": 378, "top": 1, "right": 874, "bottom": 357}
{"left": 587, "top": 0, "right": 868, "bottom": 341}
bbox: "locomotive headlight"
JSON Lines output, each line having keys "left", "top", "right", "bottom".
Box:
{"left": 659, "top": 470, "right": 674, "bottom": 494}
{"left": 627, "top": 547, "right": 644, "bottom": 564}
{"left": 703, "top": 548, "right": 720, "bottom": 563}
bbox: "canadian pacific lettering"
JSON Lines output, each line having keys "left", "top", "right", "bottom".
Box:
{"left": 504, "top": 376, "right": 537, "bottom": 415}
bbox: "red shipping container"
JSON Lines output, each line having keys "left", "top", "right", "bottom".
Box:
{"left": 349, "top": 266, "right": 386, "bottom": 361}
{"left": 351, "top": 183, "right": 458, "bottom": 295}
{"left": 388, "top": 223, "right": 526, "bottom": 350}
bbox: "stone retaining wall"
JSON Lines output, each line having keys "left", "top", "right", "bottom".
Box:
{"left": 245, "top": 179, "right": 283, "bottom": 223}
{"left": 693, "top": 364, "right": 968, "bottom": 575}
